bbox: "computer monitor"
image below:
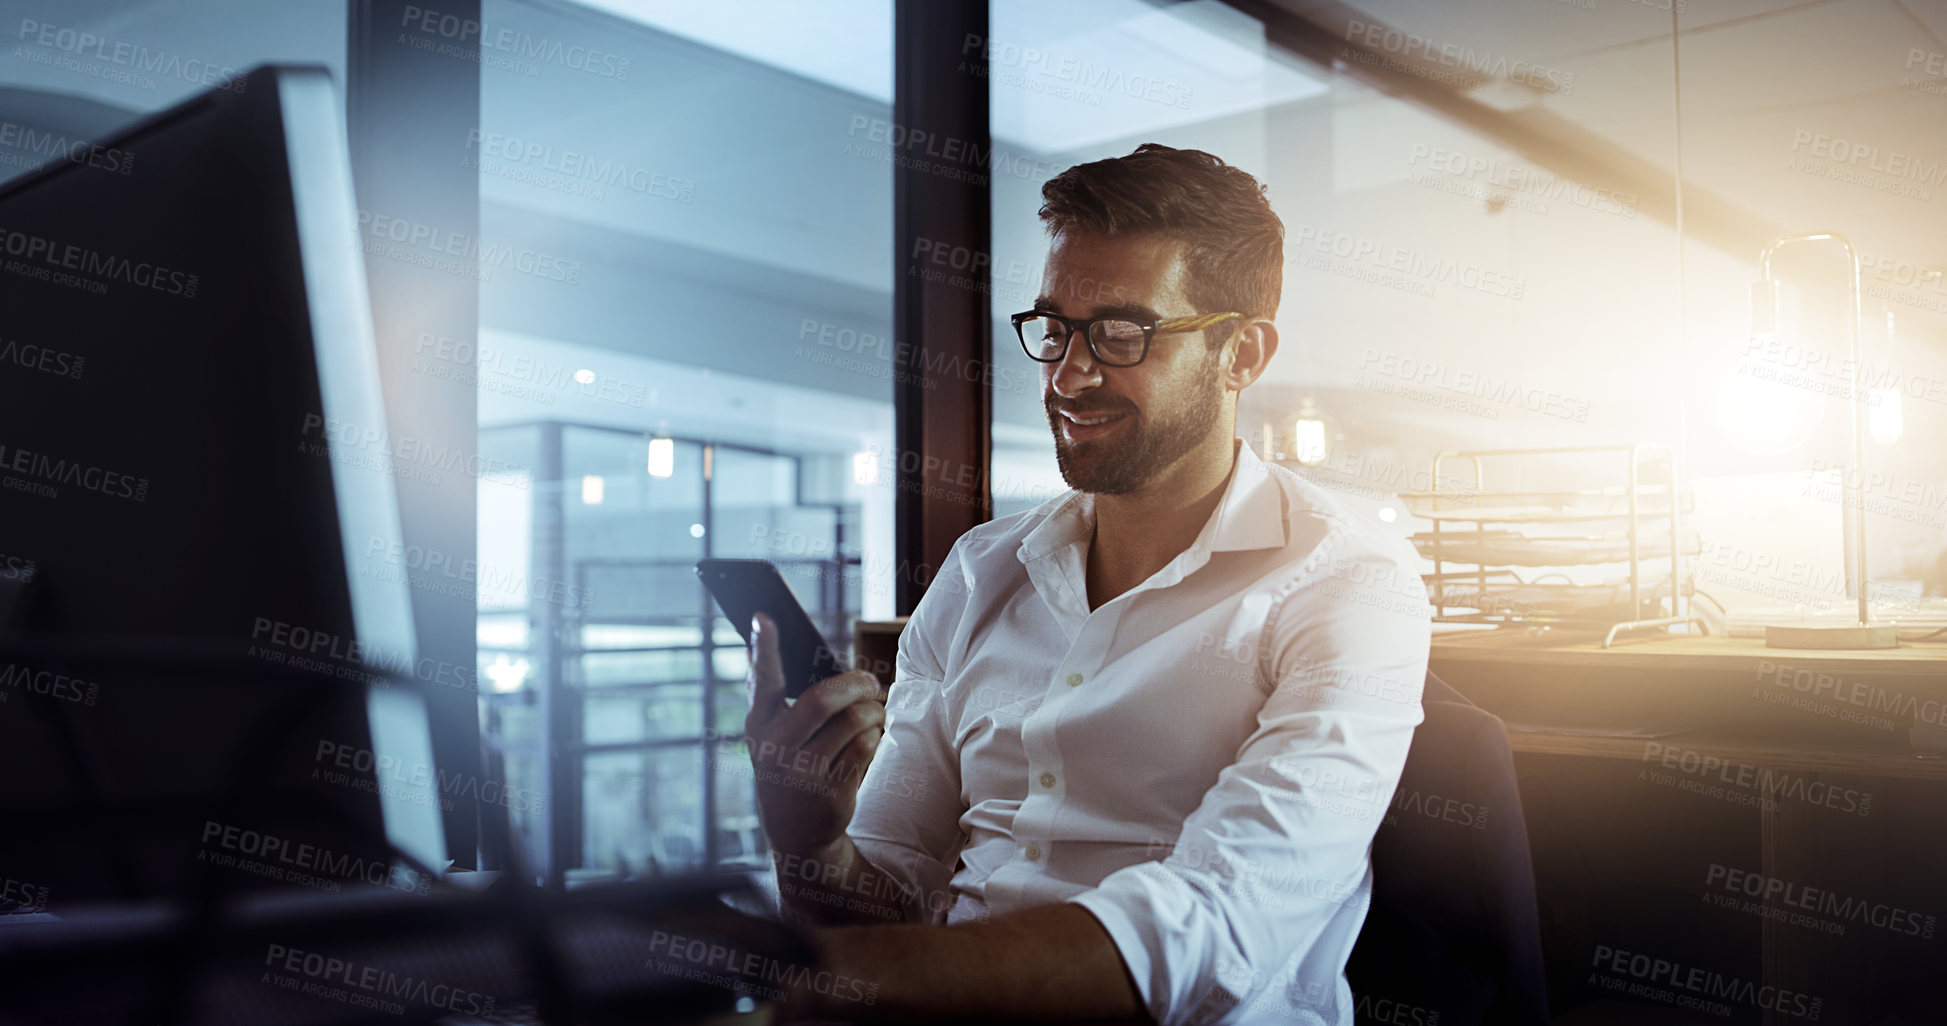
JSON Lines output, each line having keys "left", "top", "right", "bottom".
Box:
{"left": 0, "top": 65, "right": 447, "bottom": 907}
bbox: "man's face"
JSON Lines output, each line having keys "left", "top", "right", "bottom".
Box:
{"left": 1038, "top": 230, "right": 1227, "bottom": 495}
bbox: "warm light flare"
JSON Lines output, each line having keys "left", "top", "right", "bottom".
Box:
{"left": 647, "top": 436, "right": 675, "bottom": 478}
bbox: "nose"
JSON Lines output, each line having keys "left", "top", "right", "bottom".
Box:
{"left": 1047, "top": 326, "right": 1100, "bottom": 398}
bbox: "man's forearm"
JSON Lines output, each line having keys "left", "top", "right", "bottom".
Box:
{"left": 774, "top": 836, "right": 912, "bottom": 927}
{"left": 799, "top": 902, "right": 1147, "bottom": 1023}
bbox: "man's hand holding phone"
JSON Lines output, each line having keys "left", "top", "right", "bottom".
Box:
{"left": 743, "top": 612, "right": 887, "bottom": 862}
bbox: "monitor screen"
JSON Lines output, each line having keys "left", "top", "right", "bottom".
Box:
{"left": 0, "top": 65, "right": 446, "bottom": 906}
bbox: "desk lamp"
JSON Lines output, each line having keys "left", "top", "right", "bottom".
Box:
{"left": 1750, "top": 231, "right": 1897, "bottom": 649}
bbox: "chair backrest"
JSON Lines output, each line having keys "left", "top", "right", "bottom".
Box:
{"left": 1347, "top": 672, "right": 1548, "bottom": 1026}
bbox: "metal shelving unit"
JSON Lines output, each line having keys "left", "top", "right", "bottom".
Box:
{"left": 1403, "top": 444, "right": 1706, "bottom": 648}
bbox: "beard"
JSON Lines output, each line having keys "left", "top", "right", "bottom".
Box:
{"left": 1046, "top": 359, "right": 1226, "bottom": 495}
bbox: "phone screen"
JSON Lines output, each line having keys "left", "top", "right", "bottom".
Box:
{"left": 695, "top": 559, "right": 843, "bottom": 700}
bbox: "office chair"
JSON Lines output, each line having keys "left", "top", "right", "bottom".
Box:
{"left": 1347, "top": 672, "right": 1549, "bottom": 1026}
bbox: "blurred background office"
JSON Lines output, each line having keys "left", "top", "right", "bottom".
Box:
{"left": 4, "top": 3, "right": 1942, "bottom": 1017}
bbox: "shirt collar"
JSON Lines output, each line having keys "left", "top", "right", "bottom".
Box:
{"left": 1016, "top": 438, "right": 1288, "bottom": 568}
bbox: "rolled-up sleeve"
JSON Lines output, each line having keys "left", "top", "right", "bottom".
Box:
{"left": 847, "top": 549, "right": 970, "bottom": 924}
{"left": 1068, "top": 534, "right": 1430, "bottom": 1025}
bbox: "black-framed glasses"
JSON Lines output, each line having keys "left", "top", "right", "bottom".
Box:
{"left": 1011, "top": 310, "right": 1244, "bottom": 367}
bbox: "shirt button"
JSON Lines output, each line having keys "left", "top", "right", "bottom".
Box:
{"left": 1039, "top": 772, "right": 1057, "bottom": 788}
{"left": 1024, "top": 843, "right": 1042, "bottom": 861}
{"left": 1066, "top": 673, "right": 1083, "bottom": 687}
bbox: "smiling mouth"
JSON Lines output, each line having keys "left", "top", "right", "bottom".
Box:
{"left": 1057, "top": 409, "right": 1129, "bottom": 441}
{"left": 1061, "top": 411, "right": 1125, "bottom": 426}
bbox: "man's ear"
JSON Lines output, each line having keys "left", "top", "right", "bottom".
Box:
{"left": 1224, "top": 318, "right": 1279, "bottom": 392}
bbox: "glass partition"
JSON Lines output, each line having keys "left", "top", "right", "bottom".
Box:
{"left": 473, "top": 0, "right": 895, "bottom": 881}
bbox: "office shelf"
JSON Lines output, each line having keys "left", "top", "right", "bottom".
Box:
{"left": 1400, "top": 445, "right": 1705, "bottom": 648}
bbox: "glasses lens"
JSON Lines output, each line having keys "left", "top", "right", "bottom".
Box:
{"left": 1019, "top": 315, "right": 1069, "bottom": 361}
{"left": 1089, "top": 320, "right": 1147, "bottom": 365}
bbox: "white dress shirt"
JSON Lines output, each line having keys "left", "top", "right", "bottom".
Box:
{"left": 848, "top": 438, "right": 1431, "bottom": 1026}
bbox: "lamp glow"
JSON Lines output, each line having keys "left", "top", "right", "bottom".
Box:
{"left": 1869, "top": 311, "right": 1902, "bottom": 444}
{"left": 647, "top": 436, "right": 675, "bottom": 478}
{"left": 852, "top": 450, "right": 879, "bottom": 486}
{"left": 1869, "top": 388, "right": 1902, "bottom": 444}
{"left": 1293, "top": 398, "right": 1328, "bottom": 467}
{"left": 1748, "top": 231, "right": 1891, "bottom": 647}
{"left": 581, "top": 475, "right": 605, "bottom": 504}
{"left": 484, "top": 654, "right": 531, "bottom": 693}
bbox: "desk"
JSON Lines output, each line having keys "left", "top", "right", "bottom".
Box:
{"left": 1432, "top": 630, "right": 1947, "bottom": 1026}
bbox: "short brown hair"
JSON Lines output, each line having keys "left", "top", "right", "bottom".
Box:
{"left": 1037, "top": 143, "right": 1283, "bottom": 342}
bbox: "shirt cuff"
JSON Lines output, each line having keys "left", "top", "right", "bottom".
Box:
{"left": 847, "top": 834, "right": 947, "bottom": 924}
{"left": 1067, "top": 878, "right": 1167, "bottom": 1022}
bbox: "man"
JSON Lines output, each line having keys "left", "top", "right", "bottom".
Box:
{"left": 744, "top": 144, "right": 1431, "bottom": 1024}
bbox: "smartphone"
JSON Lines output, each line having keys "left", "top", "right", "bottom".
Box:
{"left": 695, "top": 559, "right": 844, "bottom": 700}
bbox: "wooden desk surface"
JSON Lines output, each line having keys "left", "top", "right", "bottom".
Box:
{"left": 1430, "top": 630, "right": 1947, "bottom": 774}
{"left": 1430, "top": 628, "right": 1947, "bottom": 679}
{"left": 1504, "top": 726, "right": 1947, "bottom": 781}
